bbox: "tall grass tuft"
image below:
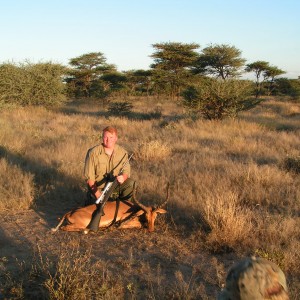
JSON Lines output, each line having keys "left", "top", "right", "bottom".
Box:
{"left": 34, "top": 245, "right": 124, "bottom": 300}
{"left": 282, "top": 155, "right": 300, "bottom": 174}
{"left": 0, "top": 158, "right": 35, "bottom": 210}
{"left": 134, "top": 140, "right": 172, "bottom": 161}
{"left": 201, "top": 192, "right": 254, "bottom": 252}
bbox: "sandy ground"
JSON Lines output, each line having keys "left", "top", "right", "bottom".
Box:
{"left": 0, "top": 203, "right": 236, "bottom": 299}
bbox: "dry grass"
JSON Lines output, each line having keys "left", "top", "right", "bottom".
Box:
{"left": 35, "top": 245, "right": 124, "bottom": 300}
{"left": 134, "top": 140, "right": 172, "bottom": 161}
{"left": 200, "top": 191, "right": 255, "bottom": 252}
{"left": 0, "top": 97, "right": 299, "bottom": 298}
{"left": 0, "top": 158, "right": 35, "bottom": 210}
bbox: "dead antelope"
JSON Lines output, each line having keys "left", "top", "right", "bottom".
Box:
{"left": 51, "top": 185, "right": 169, "bottom": 233}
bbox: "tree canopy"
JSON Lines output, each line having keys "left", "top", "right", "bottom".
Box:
{"left": 150, "top": 42, "right": 200, "bottom": 98}
{"left": 123, "top": 69, "right": 153, "bottom": 96}
{"left": 245, "top": 61, "right": 270, "bottom": 97}
{"left": 193, "top": 44, "right": 246, "bottom": 80}
{"left": 245, "top": 61, "right": 270, "bottom": 80}
{"left": 67, "top": 52, "right": 116, "bottom": 98}
{"left": 0, "top": 42, "right": 294, "bottom": 109}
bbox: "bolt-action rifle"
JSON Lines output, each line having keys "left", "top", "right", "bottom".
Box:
{"left": 85, "top": 153, "right": 133, "bottom": 233}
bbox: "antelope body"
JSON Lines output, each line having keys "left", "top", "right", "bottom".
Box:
{"left": 51, "top": 186, "right": 169, "bottom": 233}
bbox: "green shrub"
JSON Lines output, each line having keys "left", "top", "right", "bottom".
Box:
{"left": 0, "top": 61, "right": 67, "bottom": 106}
{"left": 90, "top": 79, "right": 111, "bottom": 99}
{"left": 273, "top": 78, "right": 300, "bottom": 100}
{"left": 283, "top": 156, "right": 300, "bottom": 174}
{"left": 107, "top": 101, "right": 133, "bottom": 116}
{"left": 181, "top": 78, "right": 256, "bottom": 120}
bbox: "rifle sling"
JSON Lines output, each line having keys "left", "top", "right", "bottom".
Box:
{"left": 105, "top": 199, "right": 121, "bottom": 229}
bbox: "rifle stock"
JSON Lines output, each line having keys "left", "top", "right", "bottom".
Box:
{"left": 86, "top": 179, "right": 119, "bottom": 231}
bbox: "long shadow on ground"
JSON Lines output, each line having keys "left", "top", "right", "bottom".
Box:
{"left": 0, "top": 145, "right": 222, "bottom": 298}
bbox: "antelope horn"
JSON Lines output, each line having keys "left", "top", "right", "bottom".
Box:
{"left": 158, "top": 182, "right": 170, "bottom": 208}
{"left": 132, "top": 184, "right": 151, "bottom": 213}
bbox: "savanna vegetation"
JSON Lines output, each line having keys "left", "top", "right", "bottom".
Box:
{"left": 0, "top": 41, "right": 299, "bottom": 299}
{"left": 1, "top": 43, "right": 299, "bottom": 112}
{"left": 0, "top": 96, "right": 299, "bottom": 299}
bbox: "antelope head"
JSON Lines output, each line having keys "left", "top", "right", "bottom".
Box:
{"left": 132, "top": 183, "right": 169, "bottom": 232}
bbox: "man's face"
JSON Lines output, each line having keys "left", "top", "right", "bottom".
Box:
{"left": 102, "top": 131, "right": 117, "bottom": 149}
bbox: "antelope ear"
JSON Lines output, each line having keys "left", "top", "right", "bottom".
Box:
{"left": 156, "top": 208, "right": 167, "bottom": 214}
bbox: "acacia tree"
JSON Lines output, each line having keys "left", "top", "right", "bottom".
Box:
{"left": 67, "top": 52, "right": 116, "bottom": 98}
{"left": 123, "top": 69, "right": 153, "bottom": 97}
{"left": 263, "top": 66, "right": 285, "bottom": 96}
{"left": 274, "top": 78, "right": 300, "bottom": 99}
{"left": 150, "top": 42, "right": 200, "bottom": 99}
{"left": 245, "top": 61, "right": 270, "bottom": 98}
{"left": 193, "top": 44, "right": 246, "bottom": 80}
{"left": 100, "top": 71, "right": 127, "bottom": 97}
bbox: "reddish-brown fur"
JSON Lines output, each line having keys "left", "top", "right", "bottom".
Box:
{"left": 51, "top": 200, "right": 167, "bottom": 233}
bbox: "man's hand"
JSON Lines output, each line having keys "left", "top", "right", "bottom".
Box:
{"left": 87, "top": 179, "right": 101, "bottom": 198}
{"left": 116, "top": 174, "right": 128, "bottom": 184}
{"left": 95, "top": 190, "right": 102, "bottom": 199}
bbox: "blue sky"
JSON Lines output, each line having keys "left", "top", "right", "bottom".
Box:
{"left": 1, "top": 0, "right": 299, "bottom": 79}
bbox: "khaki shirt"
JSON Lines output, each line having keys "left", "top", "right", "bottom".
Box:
{"left": 84, "top": 144, "right": 130, "bottom": 189}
